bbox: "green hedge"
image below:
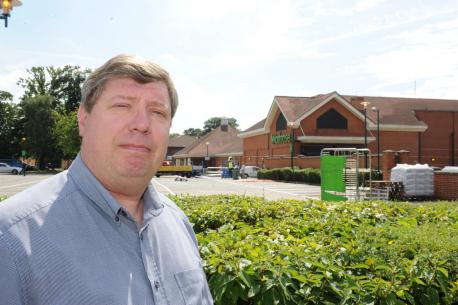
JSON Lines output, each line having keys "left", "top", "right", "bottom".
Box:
{"left": 174, "top": 195, "right": 458, "bottom": 305}
{"left": 258, "top": 167, "right": 321, "bottom": 184}
{"left": 257, "top": 167, "right": 383, "bottom": 185}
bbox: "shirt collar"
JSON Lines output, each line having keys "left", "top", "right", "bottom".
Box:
{"left": 68, "top": 154, "right": 164, "bottom": 223}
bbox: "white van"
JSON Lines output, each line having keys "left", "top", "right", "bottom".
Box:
{"left": 240, "top": 165, "right": 260, "bottom": 178}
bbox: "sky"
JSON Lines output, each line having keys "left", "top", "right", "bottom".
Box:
{"left": 1, "top": 0, "right": 458, "bottom": 134}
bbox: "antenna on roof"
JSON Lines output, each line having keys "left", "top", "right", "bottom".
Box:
{"left": 414, "top": 80, "right": 416, "bottom": 98}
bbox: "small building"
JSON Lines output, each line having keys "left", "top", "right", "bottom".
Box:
{"left": 174, "top": 124, "right": 243, "bottom": 167}
{"left": 166, "top": 135, "right": 197, "bottom": 160}
{"left": 239, "top": 91, "right": 458, "bottom": 169}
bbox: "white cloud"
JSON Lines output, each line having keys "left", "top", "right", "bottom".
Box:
{"left": 166, "top": 0, "right": 325, "bottom": 70}
{"left": 170, "top": 75, "right": 246, "bottom": 133}
{"left": 0, "top": 68, "right": 27, "bottom": 102}
{"left": 420, "top": 75, "right": 458, "bottom": 99}
{"left": 356, "top": 16, "right": 458, "bottom": 98}
{"left": 306, "top": 0, "right": 386, "bottom": 17}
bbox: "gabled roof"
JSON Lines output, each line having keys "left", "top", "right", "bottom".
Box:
{"left": 174, "top": 126, "right": 243, "bottom": 158}
{"left": 239, "top": 92, "right": 458, "bottom": 138}
{"left": 276, "top": 92, "right": 336, "bottom": 123}
{"left": 168, "top": 135, "right": 197, "bottom": 148}
{"left": 243, "top": 118, "right": 266, "bottom": 133}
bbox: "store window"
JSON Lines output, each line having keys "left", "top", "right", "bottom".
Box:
{"left": 300, "top": 144, "right": 327, "bottom": 156}
{"left": 317, "top": 108, "right": 347, "bottom": 129}
{"left": 276, "top": 112, "right": 287, "bottom": 131}
{"left": 300, "top": 143, "right": 363, "bottom": 156}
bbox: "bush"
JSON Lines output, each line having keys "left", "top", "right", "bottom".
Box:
{"left": 258, "top": 167, "right": 321, "bottom": 184}
{"left": 358, "top": 170, "right": 384, "bottom": 185}
{"left": 174, "top": 195, "right": 458, "bottom": 305}
{"left": 259, "top": 167, "right": 383, "bottom": 186}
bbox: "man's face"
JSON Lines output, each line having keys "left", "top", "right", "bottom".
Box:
{"left": 78, "top": 77, "right": 171, "bottom": 183}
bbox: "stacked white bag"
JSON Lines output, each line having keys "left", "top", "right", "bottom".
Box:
{"left": 441, "top": 166, "right": 458, "bottom": 173}
{"left": 390, "top": 164, "right": 434, "bottom": 197}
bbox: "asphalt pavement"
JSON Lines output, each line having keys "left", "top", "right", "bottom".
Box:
{"left": 0, "top": 173, "right": 321, "bottom": 201}
{"left": 152, "top": 176, "right": 321, "bottom": 200}
{"left": 0, "top": 173, "right": 53, "bottom": 197}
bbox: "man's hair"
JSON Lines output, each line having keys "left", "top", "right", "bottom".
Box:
{"left": 81, "top": 54, "right": 178, "bottom": 118}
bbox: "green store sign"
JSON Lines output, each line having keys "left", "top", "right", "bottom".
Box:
{"left": 271, "top": 134, "right": 291, "bottom": 144}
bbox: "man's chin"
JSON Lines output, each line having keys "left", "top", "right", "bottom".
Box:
{"left": 115, "top": 162, "right": 153, "bottom": 178}
{"left": 117, "top": 168, "right": 152, "bottom": 179}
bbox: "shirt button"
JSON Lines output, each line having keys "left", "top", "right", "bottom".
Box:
{"left": 154, "top": 281, "right": 160, "bottom": 289}
{"left": 140, "top": 234, "right": 143, "bottom": 241}
{"left": 115, "top": 216, "right": 120, "bottom": 222}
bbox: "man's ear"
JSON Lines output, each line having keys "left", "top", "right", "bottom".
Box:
{"left": 77, "top": 106, "right": 88, "bottom": 137}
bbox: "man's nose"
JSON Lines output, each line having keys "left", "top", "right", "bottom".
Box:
{"left": 129, "top": 108, "right": 151, "bottom": 134}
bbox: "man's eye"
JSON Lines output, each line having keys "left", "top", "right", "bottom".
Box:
{"left": 152, "top": 110, "right": 166, "bottom": 117}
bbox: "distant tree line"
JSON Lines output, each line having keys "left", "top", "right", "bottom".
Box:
{"left": 0, "top": 65, "right": 91, "bottom": 169}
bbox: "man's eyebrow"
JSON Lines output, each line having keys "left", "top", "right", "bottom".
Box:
{"left": 111, "top": 95, "right": 170, "bottom": 108}
{"left": 111, "top": 95, "right": 137, "bottom": 101}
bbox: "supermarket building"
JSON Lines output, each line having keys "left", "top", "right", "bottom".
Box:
{"left": 238, "top": 91, "right": 458, "bottom": 170}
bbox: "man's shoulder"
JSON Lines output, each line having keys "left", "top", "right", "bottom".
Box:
{"left": 0, "top": 171, "right": 77, "bottom": 235}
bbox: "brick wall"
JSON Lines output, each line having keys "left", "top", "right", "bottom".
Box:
{"left": 416, "top": 111, "right": 458, "bottom": 167}
{"left": 434, "top": 172, "right": 458, "bottom": 200}
{"left": 302, "top": 99, "right": 365, "bottom": 137}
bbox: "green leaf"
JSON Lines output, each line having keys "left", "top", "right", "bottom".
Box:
{"left": 437, "top": 267, "right": 448, "bottom": 278}
{"left": 413, "top": 277, "right": 426, "bottom": 286}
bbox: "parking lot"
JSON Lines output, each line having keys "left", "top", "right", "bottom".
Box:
{"left": 0, "top": 173, "right": 321, "bottom": 201}
{"left": 152, "top": 176, "right": 321, "bottom": 200}
{"left": 0, "top": 173, "right": 56, "bottom": 197}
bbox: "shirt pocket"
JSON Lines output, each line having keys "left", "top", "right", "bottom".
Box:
{"left": 174, "top": 268, "right": 206, "bottom": 305}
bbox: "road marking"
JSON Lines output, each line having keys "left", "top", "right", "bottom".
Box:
{"left": 0, "top": 181, "right": 41, "bottom": 189}
{"left": 152, "top": 179, "right": 176, "bottom": 195}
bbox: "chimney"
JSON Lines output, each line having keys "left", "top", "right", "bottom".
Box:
{"left": 220, "top": 117, "right": 229, "bottom": 132}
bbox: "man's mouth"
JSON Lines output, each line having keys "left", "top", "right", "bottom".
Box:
{"left": 119, "top": 144, "right": 151, "bottom": 152}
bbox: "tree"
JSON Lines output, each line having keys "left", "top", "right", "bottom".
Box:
{"left": 53, "top": 110, "right": 81, "bottom": 159}
{"left": 202, "top": 117, "right": 239, "bottom": 134}
{"left": 21, "top": 95, "right": 60, "bottom": 169}
{"left": 0, "top": 91, "right": 23, "bottom": 159}
{"left": 17, "top": 65, "right": 91, "bottom": 113}
{"left": 169, "top": 133, "right": 181, "bottom": 139}
{"left": 0, "top": 90, "right": 13, "bottom": 102}
{"left": 184, "top": 128, "right": 204, "bottom": 137}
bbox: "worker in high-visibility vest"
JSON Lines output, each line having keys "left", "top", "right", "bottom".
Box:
{"left": 227, "top": 156, "right": 234, "bottom": 177}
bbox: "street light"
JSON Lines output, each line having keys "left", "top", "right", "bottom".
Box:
{"left": 1, "top": 0, "right": 22, "bottom": 27}
{"left": 205, "top": 141, "right": 210, "bottom": 168}
{"left": 20, "top": 137, "right": 27, "bottom": 159}
{"left": 371, "top": 106, "right": 380, "bottom": 172}
{"left": 288, "top": 122, "right": 295, "bottom": 169}
{"left": 361, "top": 100, "right": 370, "bottom": 168}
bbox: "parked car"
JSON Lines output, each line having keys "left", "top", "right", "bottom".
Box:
{"left": 0, "top": 162, "right": 22, "bottom": 175}
{"left": 240, "top": 165, "right": 260, "bottom": 178}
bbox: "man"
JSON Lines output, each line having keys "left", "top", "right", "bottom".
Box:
{"left": 227, "top": 156, "right": 234, "bottom": 178}
{"left": 0, "top": 54, "right": 213, "bottom": 305}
